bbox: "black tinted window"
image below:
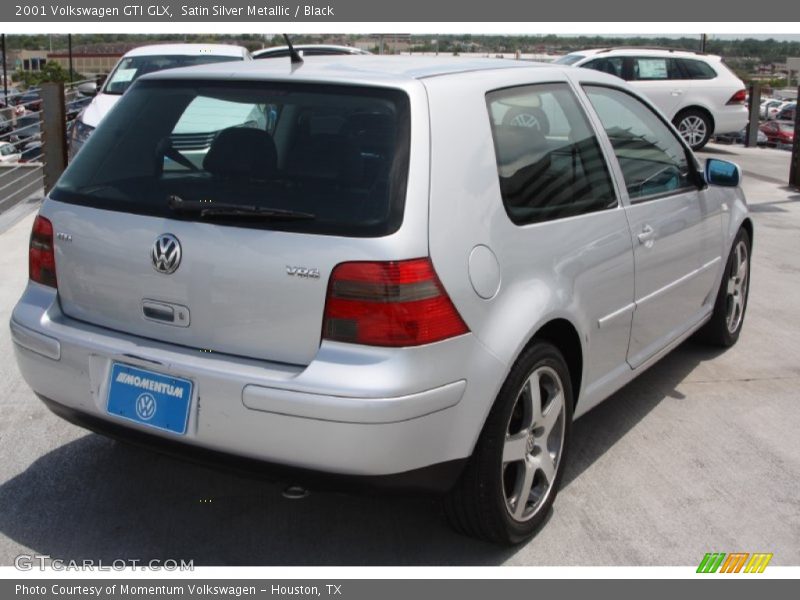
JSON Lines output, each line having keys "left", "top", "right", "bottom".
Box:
{"left": 584, "top": 86, "right": 695, "bottom": 201}
{"left": 52, "top": 81, "right": 410, "bottom": 237}
{"left": 486, "top": 83, "right": 617, "bottom": 225}
{"left": 583, "top": 57, "right": 624, "bottom": 79}
{"left": 679, "top": 59, "right": 717, "bottom": 79}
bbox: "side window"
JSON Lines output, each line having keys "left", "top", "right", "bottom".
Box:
{"left": 632, "top": 57, "right": 681, "bottom": 81}
{"left": 582, "top": 57, "right": 624, "bottom": 79}
{"left": 584, "top": 85, "right": 695, "bottom": 201}
{"left": 679, "top": 59, "right": 717, "bottom": 80}
{"left": 486, "top": 83, "right": 617, "bottom": 226}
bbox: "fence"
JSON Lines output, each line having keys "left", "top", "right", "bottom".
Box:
{"left": 0, "top": 78, "right": 92, "bottom": 214}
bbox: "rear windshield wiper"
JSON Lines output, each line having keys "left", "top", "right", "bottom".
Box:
{"left": 167, "top": 195, "right": 315, "bottom": 221}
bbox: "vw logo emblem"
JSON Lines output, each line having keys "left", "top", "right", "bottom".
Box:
{"left": 151, "top": 234, "right": 181, "bottom": 274}
{"left": 135, "top": 392, "right": 157, "bottom": 421}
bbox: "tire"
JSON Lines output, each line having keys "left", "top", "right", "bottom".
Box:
{"left": 673, "top": 108, "right": 712, "bottom": 150}
{"left": 502, "top": 107, "right": 550, "bottom": 135}
{"left": 697, "top": 228, "right": 751, "bottom": 347}
{"left": 444, "top": 342, "right": 573, "bottom": 545}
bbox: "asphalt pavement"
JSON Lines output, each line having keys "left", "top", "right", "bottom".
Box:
{"left": 0, "top": 144, "right": 797, "bottom": 566}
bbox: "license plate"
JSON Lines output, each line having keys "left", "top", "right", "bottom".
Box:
{"left": 106, "top": 363, "right": 193, "bottom": 435}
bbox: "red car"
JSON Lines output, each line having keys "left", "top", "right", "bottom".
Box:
{"left": 759, "top": 120, "right": 795, "bottom": 146}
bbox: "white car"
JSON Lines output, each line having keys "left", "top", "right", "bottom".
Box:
{"left": 69, "top": 43, "right": 250, "bottom": 159}
{"left": 765, "top": 100, "right": 792, "bottom": 121}
{"left": 760, "top": 99, "right": 782, "bottom": 120}
{"left": 0, "top": 141, "right": 21, "bottom": 163}
{"left": 555, "top": 48, "right": 748, "bottom": 150}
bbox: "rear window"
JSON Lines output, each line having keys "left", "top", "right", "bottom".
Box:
{"left": 52, "top": 80, "right": 411, "bottom": 237}
{"left": 103, "top": 55, "right": 243, "bottom": 95}
{"left": 553, "top": 54, "right": 585, "bottom": 65}
{"left": 678, "top": 59, "right": 717, "bottom": 80}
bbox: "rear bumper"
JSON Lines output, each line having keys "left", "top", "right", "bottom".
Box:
{"left": 712, "top": 107, "right": 748, "bottom": 135}
{"left": 37, "top": 393, "right": 467, "bottom": 493}
{"left": 11, "top": 283, "right": 507, "bottom": 480}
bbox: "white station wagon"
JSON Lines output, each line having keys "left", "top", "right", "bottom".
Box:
{"left": 11, "top": 56, "right": 751, "bottom": 544}
{"left": 555, "top": 48, "right": 748, "bottom": 150}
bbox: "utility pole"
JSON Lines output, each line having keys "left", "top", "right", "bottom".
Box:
{"left": 1, "top": 34, "right": 7, "bottom": 100}
{"left": 700, "top": 34, "right": 707, "bottom": 53}
{"left": 790, "top": 84, "right": 800, "bottom": 190}
{"left": 68, "top": 34, "right": 74, "bottom": 82}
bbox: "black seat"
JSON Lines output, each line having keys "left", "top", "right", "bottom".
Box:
{"left": 284, "top": 134, "right": 363, "bottom": 184}
{"left": 203, "top": 127, "right": 278, "bottom": 180}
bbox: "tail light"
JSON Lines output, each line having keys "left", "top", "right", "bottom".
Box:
{"left": 322, "top": 258, "right": 469, "bottom": 347}
{"left": 727, "top": 89, "right": 747, "bottom": 105}
{"left": 29, "top": 215, "right": 57, "bottom": 288}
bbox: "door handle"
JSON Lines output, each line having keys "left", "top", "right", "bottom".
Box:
{"left": 637, "top": 225, "right": 656, "bottom": 245}
{"left": 671, "top": 89, "right": 684, "bottom": 96}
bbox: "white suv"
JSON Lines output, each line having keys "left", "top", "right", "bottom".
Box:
{"left": 555, "top": 48, "right": 748, "bottom": 150}
{"left": 69, "top": 44, "right": 250, "bottom": 159}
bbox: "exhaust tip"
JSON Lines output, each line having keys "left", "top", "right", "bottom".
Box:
{"left": 282, "top": 485, "right": 310, "bottom": 500}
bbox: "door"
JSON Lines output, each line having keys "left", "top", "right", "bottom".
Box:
{"left": 627, "top": 56, "right": 685, "bottom": 119}
{"left": 583, "top": 85, "right": 724, "bottom": 368}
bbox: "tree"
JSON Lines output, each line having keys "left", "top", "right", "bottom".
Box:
{"left": 13, "top": 62, "right": 84, "bottom": 88}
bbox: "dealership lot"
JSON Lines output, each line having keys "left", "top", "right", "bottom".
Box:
{"left": 0, "top": 143, "right": 797, "bottom": 565}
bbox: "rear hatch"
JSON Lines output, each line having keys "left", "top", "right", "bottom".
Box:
{"left": 47, "top": 77, "right": 413, "bottom": 365}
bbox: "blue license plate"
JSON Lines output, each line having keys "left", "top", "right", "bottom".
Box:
{"left": 106, "top": 363, "right": 193, "bottom": 435}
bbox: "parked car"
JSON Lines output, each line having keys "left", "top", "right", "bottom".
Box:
{"left": 759, "top": 99, "right": 782, "bottom": 119}
{"left": 18, "top": 141, "right": 42, "bottom": 164}
{"left": 0, "top": 113, "right": 13, "bottom": 138}
{"left": 252, "top": 44, "right": 370, "bottom": 59}
{"left": 11, "top": 57, "right": 752, "bottom": 545}
{"left": 715, "top": 125, "right": 767, "bottom": 146}
{"left": 68, "top": 43, "right": 251, "bottom": 159}
{"left": 759, "top": 120, "right": 795, "bottom": 146}
{"left": 0, "top": 87, "right": 22, "bottom": 109}
{"left": 775, "top": 102, "right": 796, "bottom": 122}
{"left": 65, "top": 93, "right": 92, "bottom": 122}
{"left": 15, "top": 90, "right": 43, "bottom": 113}
{"left": 0, "top": 140, "right": 21, "bottom": 163}
{"left": 555, "top": 48, "right": 748, "bottom": 150}
{"left": 10, "top": 113, "right": 41, "bottom": 144}
{"left": 763, "top": 99, "right": 792, "bottom": 120}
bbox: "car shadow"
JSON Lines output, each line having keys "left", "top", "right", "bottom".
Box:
{"left": 0, "top": 340, "right": 724, "bottom": 566}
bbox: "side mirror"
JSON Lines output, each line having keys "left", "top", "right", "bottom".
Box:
{"left": 705, "top": 158, "right": 741, "bottom": 187}
{"left": 76, "top": 81, "right": 97, "bottom": 97}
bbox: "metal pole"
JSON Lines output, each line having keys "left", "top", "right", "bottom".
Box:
{"left": 40, "top": 81, "right": 67, "bottom": 192}
{"left": 790, "top": 84, "right": 800, "bottom": 190}
{"left": 745, "top": 81, "right": 761, "bottom": 148}
{"left": 700, "top": 34, "right": 707, "bottom": 53}
{"left": 68, "top": 34, "right": 74, "bottom": 83}
{"left": 2, "top": 34, "right": 8, "bottom": 100}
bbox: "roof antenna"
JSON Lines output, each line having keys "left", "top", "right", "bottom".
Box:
{"left": 283, "top": 34, "right": 304, "bottom": 66}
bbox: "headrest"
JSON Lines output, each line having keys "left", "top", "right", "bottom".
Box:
{"left": 203, "top": 127, "right": 278, "bottom": 179}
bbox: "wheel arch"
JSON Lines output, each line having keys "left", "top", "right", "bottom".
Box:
{"left": 523, "top": 318, "right": 584, "bottom": 409}
{"left": 740, "top": 217, "right": 754, "bottom": 247}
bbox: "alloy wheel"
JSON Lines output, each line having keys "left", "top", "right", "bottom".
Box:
{"left": 678, "top": 115, "right": 707, "bottom": 148}
{"left": 502, "top": 365, "right": 566, "bottom": 522}
{"left": 725, "top": 240, "right": 749, "bottom": 334}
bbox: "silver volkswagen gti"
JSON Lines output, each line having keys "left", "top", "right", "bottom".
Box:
{"left": 10, "top": 56, "right": 751, "bottom": 544}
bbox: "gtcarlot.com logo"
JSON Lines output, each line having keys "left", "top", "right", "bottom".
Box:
{"left": 14, "top": 554, "right": 194, "bottom": 571}
{"left": 697, "top": 552, "right": 773, "bottom": 573}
